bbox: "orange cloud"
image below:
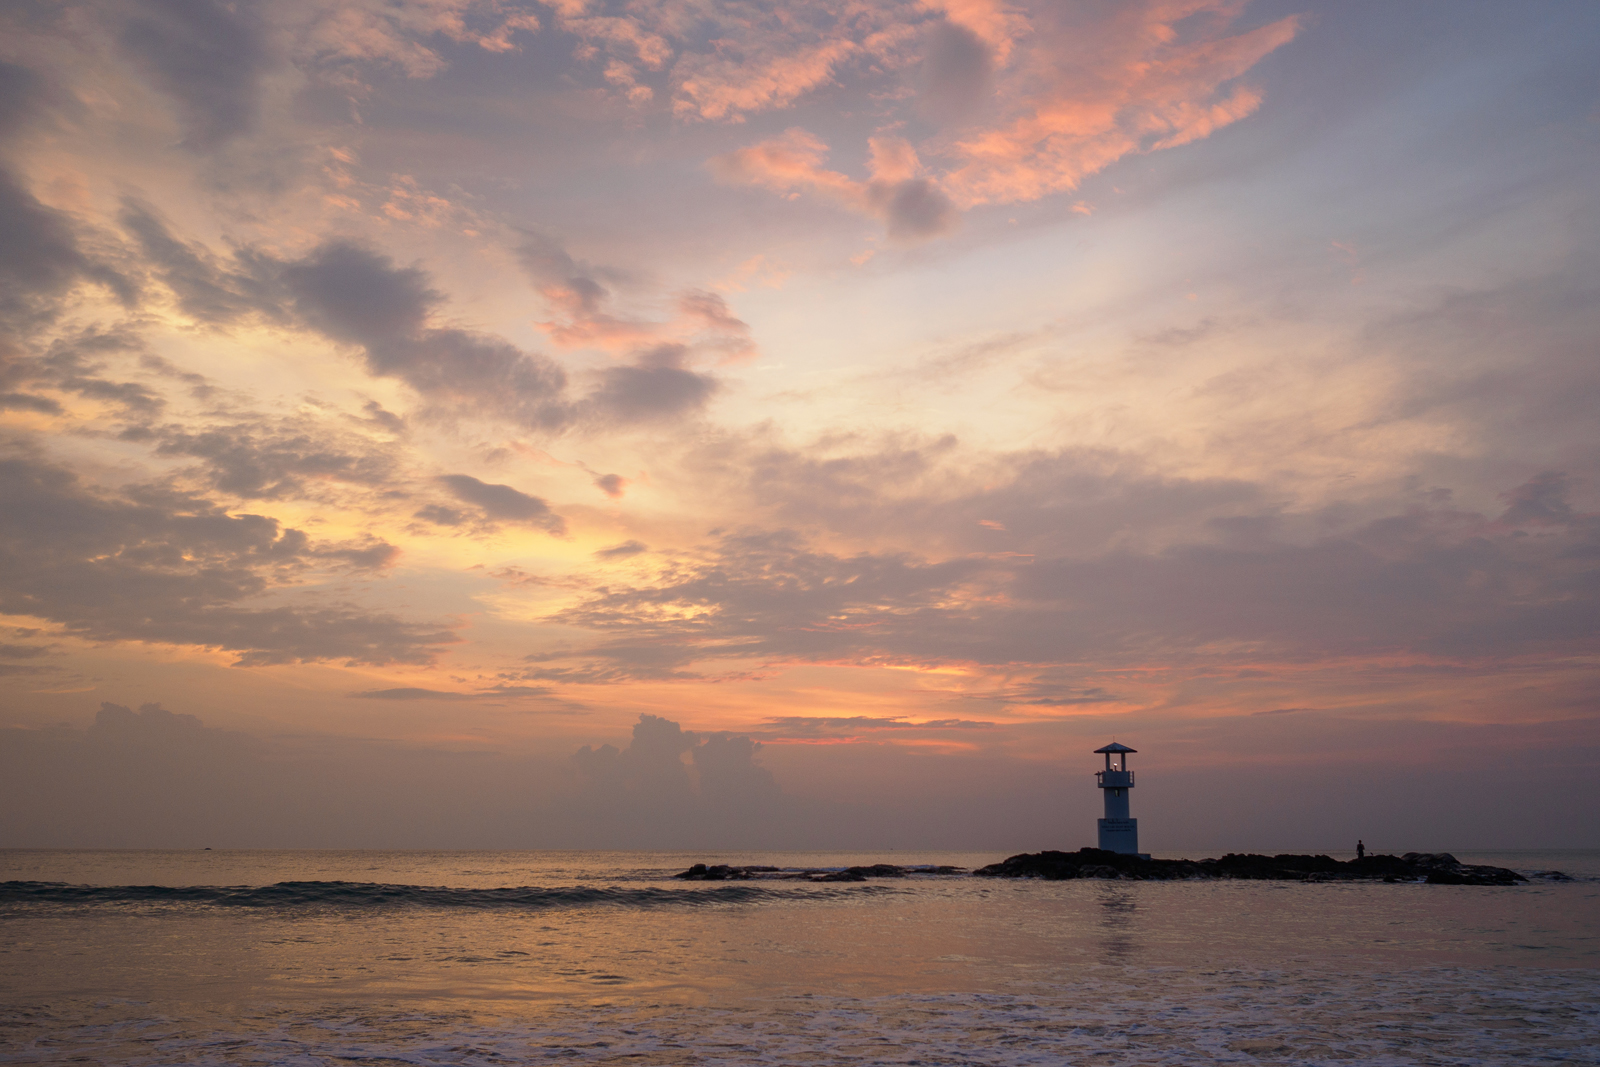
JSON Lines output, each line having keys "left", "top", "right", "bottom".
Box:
{"left": 297, "top": 0, "right": 543, "bottom": 81}
{"left": 710, "top": 130, "right": 959, "bottom": 241}
{"left": 941, "top": 3, "right": 1301, "bottom": 206}
{"left": 675, "top": 38, "right": 863, "bottom": 122}
{"left": 710, "top": 1, "right": 1299, "bottom": 234}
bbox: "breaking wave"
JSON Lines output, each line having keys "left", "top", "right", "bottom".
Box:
{"left": 0, "top": 879, "right": 894, "bottom": 910}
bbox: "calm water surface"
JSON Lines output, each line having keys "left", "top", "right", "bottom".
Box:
{"left": 2, "top": 849, "right": 1597, "bottom": 1065}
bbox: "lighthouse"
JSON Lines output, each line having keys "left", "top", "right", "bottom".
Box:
{"left": 1094, "top": 742, "right": 1140, "bottom": 855}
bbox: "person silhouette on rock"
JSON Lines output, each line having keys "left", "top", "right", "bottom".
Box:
{"left": 1357, "top": 839, "right": 1365, "bottom": 860}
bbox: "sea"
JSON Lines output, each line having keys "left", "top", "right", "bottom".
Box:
{"left": 2, "top": 849, "right": 1597, "bottom": 1065}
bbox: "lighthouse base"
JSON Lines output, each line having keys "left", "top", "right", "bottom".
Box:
{"left": 1097, "top": 817, "right": 1139, "bottom": 855}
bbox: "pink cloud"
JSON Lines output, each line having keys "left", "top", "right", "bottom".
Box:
{"left": 707, "top": 1, "right": 1299, "bottom": 234}
{"left": 940, "top": 2, "right": 1301, "bottom": 206}
{"left": 296, "top": 0, "right": 543, "bottom": 82}
{"left": 517, "top": 233, "right": 756, "bottom": 362}
{"left": 710, "top": 130, "right": 958, "bottom": 241}
{"left": 675, "top": 38, "right": 864, "bottom": 122}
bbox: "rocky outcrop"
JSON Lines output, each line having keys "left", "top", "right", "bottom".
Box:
{"left": 673, "top": 851, "right": 1539, "bottom": 885}
{"left": 674, "top": 863, "right": 964, "bottom": 882}
{"left": 972, "top": 848, "right": 1528, "bottom": 884}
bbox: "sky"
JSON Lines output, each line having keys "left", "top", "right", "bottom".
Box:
{"left": 1, "top": 0, "right": 1596, "bottom": 851}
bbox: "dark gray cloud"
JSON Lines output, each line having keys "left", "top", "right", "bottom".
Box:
{"left": 0, "top": 392, "right": 62, "bottom": 414}
{"left": 735, "top": 438, "right": 1262, "bottom": 556}
{"left": 870, "top": 178, "right": 959, "bottom": 241}
{"left": 515, "top": 230, "right": 618, "bottom": 321}
{"left": 143, "top": 416, "right": 402, "bottom": 500}
{"left": 1498, "top": 470, "right": 1575, "bottom": 527}
{"left": 0, "top": 168, "right": 134, "bottom": 329}
{"left": 0, "top": 664, "right": 52, "bottom": 677}
{"left": 586, "top": 344, "right": 719, "bottom": 423}
{"left": 984, "top": 683, "right": 1119, "bottom": 707}
{"left": 11, "top": 327, "right": 410, "bottom": 515}
{"left": 572, "top": 714, "right": 780, "bottom": 822}
{"left": 92, "top": 700, "right": 203, "bottom": 737}
{"left": 438, "top": 474, "right": 566, "bottom": 535}
{"left": 1359, "top": 253, "right": 1600, "bottom": 481}
{"left": 516, "top": 232, "right": 732, "bottom": 408}
{"left": 530, "top": 528, "right": 982, "bottom": 681}
{"left": 0, "top": 61, "right": 48, "bottom": 142}
{"left": 352, "top": 687, "right": 480, "bottom": 701}
{"left": 521, "top": 639, "right": 709, "bottom": 684}
{"left": 0, "top": 450, "right": 454, "bottom": 665}
{"left": 41, "top": 330, "right": 167, "bottom": 413}
{"left": 759, "top": 715, "right": 998, "bottom": 737}
{"left": 118, "top": 0, "right": 269, "bottom": 149}
{"left": 314, "top": 538, "right": 401, "bottom": 572}
{"left": 531, "top": 463, "right": 1599, "bottom": 682}
{"left": 594, "top": 539, "right": 647, "bottom": 559}
{"left": 350, "top": 685, "right": 555, "bottom": 701}
{"left": 918, "top": 21, "right": 993, "bottom": 125}
{"left": 284, "top": 240, "right": 435, "bottom": 345}
{"left": 282, "top": 240, "right": 575, "bottom": 430}
{"left": 95, "top": 221, "right": 720, "bottom": 434}
{"left": 119, "top": 200, "right": 283, "bottom": 324}
{"left": 413, "top": 505, "right": 467, "bottom": 526}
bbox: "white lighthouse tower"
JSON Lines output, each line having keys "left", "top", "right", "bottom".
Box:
{"left": 1094, "top": 742, "right": 1140, "bottom": 855}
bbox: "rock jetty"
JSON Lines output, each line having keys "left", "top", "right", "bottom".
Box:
{"left": 673, "top": 850, "right": 1543, "bottom": 885}
{"left": 973, "top": 848, "right": 1528, "bottom": 884}
{"left": 674, "top": 863, "right": 964, "bottom": 882}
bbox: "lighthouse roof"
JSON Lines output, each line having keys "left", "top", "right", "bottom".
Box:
{"left": 1094, "top": 742, "right": 1137, "bottom": 753}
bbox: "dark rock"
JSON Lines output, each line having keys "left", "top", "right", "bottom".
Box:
{"left": 676, "top": 850, "right": 1529, "bottom": 886}
{"left": 975, "top": 848, "right": 1526, "bottom": 885}
{"left": 672, "top": 862, "right": 911, "bottom": 882}
{"left": 1402, "top": 852, "right": 1460, "bottom": 867}
{"left": 674, "top": 863, "right": 752, "bottom": 881}
{"left": 847, "top": 864, "right": 907, "bottom": 878}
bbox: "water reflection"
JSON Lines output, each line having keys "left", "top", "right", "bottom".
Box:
{"left": 1097, "top": 884, "right": 1138, "bottom": 959}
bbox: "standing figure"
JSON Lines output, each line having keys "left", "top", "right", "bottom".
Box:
{"left": 1357, "top": 839, "right": 1365, "bottom": 860}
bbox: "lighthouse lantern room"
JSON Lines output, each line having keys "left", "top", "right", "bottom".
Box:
{"left": 1094, "top": 742, "right": 1140, "bottom": 855}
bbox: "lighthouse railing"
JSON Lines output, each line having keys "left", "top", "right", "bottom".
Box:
{"left": 1095, "top": 769, "right": 1134, "bottom": 788}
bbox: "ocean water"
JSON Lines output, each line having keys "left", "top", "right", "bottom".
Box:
{"left": 2, "top": 849, "right": 1597, "bottom": 1065}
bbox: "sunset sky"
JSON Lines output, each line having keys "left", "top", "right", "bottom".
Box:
{"left": 2, "top": 0, "right": 1596, "bottom": 850}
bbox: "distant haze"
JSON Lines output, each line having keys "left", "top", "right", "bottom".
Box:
{"left": 0, "top": 1, "right": 1596, "bottom": 850}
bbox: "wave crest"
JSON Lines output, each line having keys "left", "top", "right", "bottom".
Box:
{"left": 0, "top": 879, "right": 892, "bottom": 910}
